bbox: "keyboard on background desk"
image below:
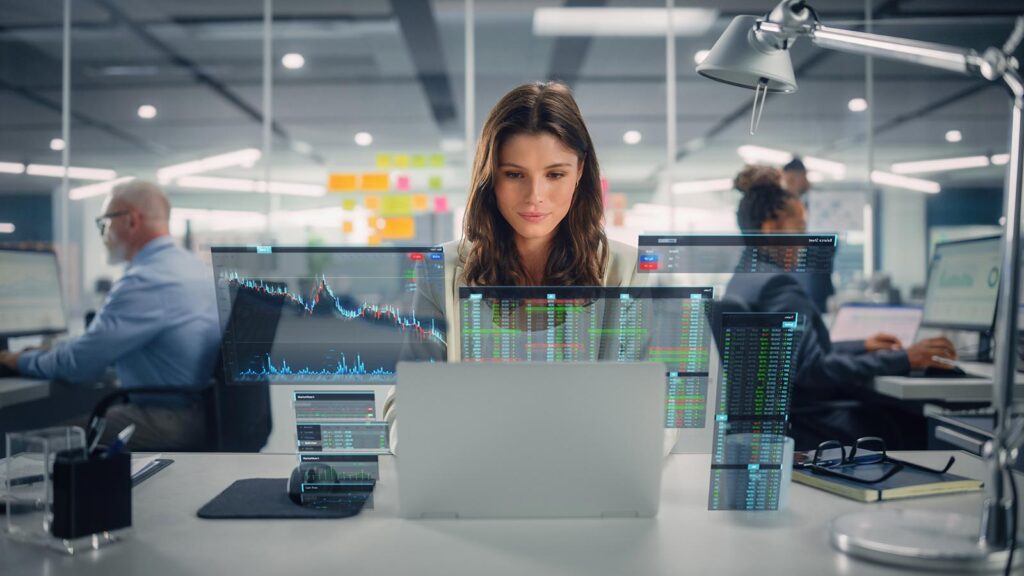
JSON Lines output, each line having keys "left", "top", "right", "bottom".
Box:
{"left": 907, "top": 366, "right": 986, "bottom": 379}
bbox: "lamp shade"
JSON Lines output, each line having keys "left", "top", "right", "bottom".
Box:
{"left": 696, "top": 15, "right": 797, "bottom": 93}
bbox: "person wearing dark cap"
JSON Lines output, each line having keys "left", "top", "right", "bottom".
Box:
{"left": 726, "top": 171, "right": 957, "bottom": 449}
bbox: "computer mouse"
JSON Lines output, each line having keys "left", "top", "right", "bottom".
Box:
{"left": 286, "top": 463, "right": 339, "bottom": 505}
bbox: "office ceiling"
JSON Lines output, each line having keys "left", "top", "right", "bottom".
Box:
{"left": 0, "top": 0, "right": 1020, "bottom": 203}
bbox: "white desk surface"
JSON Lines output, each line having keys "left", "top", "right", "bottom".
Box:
{"left": 0, "top": 377, "right": 50, "bottom": 409}
{"left": 874, "top": 361, "right": 1024, "bottom": 402}
{"left": 2, "top": 450, "right": 1017, "bottom": 576}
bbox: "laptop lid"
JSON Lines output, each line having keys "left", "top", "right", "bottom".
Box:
{"left": 396, "top": 362, "right": 665, "bottom": 519}
{"left": 830, "top": 303, "right": 923, "bottom": 347}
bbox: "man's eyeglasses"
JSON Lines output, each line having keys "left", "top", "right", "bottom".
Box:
{"left": 796, "top": 437, "right": 956, "bottom": 485}
{"left": 94, "top": 210, "right": 130, "bottom": 235}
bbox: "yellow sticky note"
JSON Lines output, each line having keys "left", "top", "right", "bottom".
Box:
{"left": 364, "top": 196, "right": 381, "bottom": 211}
{"left": 412, "top": 154, "right": 426, "bottom": 168}
{"left": 411, "top": 194, "right": 429, "bottom": 211}
{"left": 361, "top": 173, "right": 390, "bottom": 192}
{"left": 375, "top": 154, "right": 391, "bottom": 169}
{"left": 368, "top": 234, "right": 382, "bottom": 246}
{"left": 342, "top": 198, "right": 357, "bottom": 211}
{"left": 328, "top": 173, "right": 357, "bottom": 193}
{"left": 428, "top": 175, "right": 443, "bottom": 190}
{"left": 381, "top": 217, "right": 415, "bottom": 239}
{"left": 342, "top": 221, "right": 354, "bottom": 233}
{"left": 381, "top": 194, "right": 414, "bottom": 216}
{"left": 429, "top": 153, "right": 445, "bottom": 167}
{"left": 394, "top": 154, "right": 410, "bottom": 168}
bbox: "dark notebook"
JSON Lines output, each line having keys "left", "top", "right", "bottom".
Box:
{"left": 793, "top": 451, "right": 982, "bottom": 502}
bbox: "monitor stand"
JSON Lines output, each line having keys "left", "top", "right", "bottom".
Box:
{"left": 976, "top": 332, "right": 993, "bottom": 363}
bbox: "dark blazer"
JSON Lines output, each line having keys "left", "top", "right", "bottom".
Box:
{"left": 725, "top": 271, "right": 910, "bottom": 403}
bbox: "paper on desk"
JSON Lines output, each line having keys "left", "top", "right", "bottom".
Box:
{"left": 131, "top": 453, "right": 163, "bottom": 479}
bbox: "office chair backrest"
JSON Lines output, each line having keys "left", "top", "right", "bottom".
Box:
{"left": 209, "top": 284, "right": 278, "bottom": 452}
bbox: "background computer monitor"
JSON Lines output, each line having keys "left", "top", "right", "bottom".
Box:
{"left": 0, "top": 248, "right": 68, "bottom": 339}
{"left": 921, "top": 235, "right": 1001, "bottom": 332}
{"left": 210, "top": 246, "right": 446, "bottom": 385}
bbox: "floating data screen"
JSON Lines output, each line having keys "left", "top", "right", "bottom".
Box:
{"left": 298, "top": 454, "right": 380, "bottom": 482}
{"left": 708, "top": 312, "right": 800, "bottom": 511}
{"left": 212, "top": 246, "right": 446, "bottom": 385}
{"left": 921, "top": 235, "right": 1000, "bottom": 331}
{"left": 638, "top": 235, "right": 837, "bottom": 274}
{"left": 459, "top": 286, "right": 713, "bottom": 428}
{"left": 294, "top": 391, "right": 376, "bottom": 420}
{"left": 0, "top": 249, "right": 67, "bottom": 337}
{"left": 665, "top": 372, "right": 709, "bottom": 428}
{"left": 297, "top": 422, "right": 389, "bottom": 453}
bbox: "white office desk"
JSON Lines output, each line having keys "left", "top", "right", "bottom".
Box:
{"left": 874, "top": 361, "right": 1024, "bottom": 402}
{"left": 0, "top": 378, "right": 50, "bottom": 409}
{"left": 1, "top": 451, "right": 1016, "bottom": 576}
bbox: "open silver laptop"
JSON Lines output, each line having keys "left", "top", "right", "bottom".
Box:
{"left": 395, "top": 362, "right": 665, "bottom": 519}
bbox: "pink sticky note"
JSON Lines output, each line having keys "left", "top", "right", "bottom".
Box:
{"left": 433, "top": 195, "right": 448, "bottom": 213}
{"left": 601, "top": 177, "right": 609, "bottom": 194}
{"left": 396, "top": 175, "right": 411, "bottom": 191}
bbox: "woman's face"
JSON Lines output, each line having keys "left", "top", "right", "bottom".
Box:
{"left": 494, "top": 132, "right": 582, "bottom": 248}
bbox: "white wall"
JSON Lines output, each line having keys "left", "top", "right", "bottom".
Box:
{"left": 880, "top": 189, "right": 928, "bottom": 297}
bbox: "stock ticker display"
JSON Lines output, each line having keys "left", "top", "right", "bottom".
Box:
{"left": 708, "top": 312, "right": 800, "bottom": 511}
{"left": 459, "top": 286, "right": 713, "bottom": 428}
{"left": 212, "top": 246, "right": 446, "bottom": 385}
{"left": 638, "top": 235, "right": 838, "bottom": 274}
{"left": 294, "top": 391, "right": 389, "bottom": 454}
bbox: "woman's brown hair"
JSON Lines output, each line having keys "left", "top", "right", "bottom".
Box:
{"left": 461, "top": 81, "right": 607, "bottom": 286}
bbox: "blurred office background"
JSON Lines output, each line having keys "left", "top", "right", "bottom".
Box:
{"left": 0, "top": 0, "right": 1016, "bottom": 318}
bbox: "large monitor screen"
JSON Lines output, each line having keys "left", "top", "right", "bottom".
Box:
{"left": 921, "top": 236, "right": 1001, "bottom": 331}
{"left": 211, "top": 246, "right": 446, "bottom": 385}
{"left": 0, "top": 249, "right": 67, "bottom": 337}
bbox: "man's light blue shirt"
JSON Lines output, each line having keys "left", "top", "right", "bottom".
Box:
{"left": 18, "top": 236, "right": 221, "bottom": 407}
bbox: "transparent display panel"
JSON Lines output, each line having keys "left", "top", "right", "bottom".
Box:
{"left": 708, "top": 312, "right": 800, "bottom": 511}
{"left": 293, "top": 391, "right": 376, "bottom": 421}
{"left": 459, "top": 286, "right": 713, "bottom": 428}
{"left": 211, "top": 246, "right": 445, "bottom": 385}
{"left": 296, "top": 422, "right": 388, "bottom": 453}
{"left": 638, "top": 234, "right": 838, "bottom": 275}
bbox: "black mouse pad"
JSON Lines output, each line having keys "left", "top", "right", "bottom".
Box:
{"left": 197, "top": 478, "right": 371, "bottom": 519}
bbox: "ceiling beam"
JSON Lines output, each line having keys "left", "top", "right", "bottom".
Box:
{"left": 89, "top": 0, "right": 325, "bottom": 164}
{"left": 545, "top": 0, "right": 608, "bottom": 89}
{"left": 393, "top": 0, "right": 457, "bottom": 130}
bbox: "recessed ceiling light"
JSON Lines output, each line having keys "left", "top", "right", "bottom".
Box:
{"left": 623, "top": 130, "right": 642, "bottom": 145}
{"left": 137, "top": 104, "right": 157, "bottom": 119}
{"left": 282, "top": 53, "right": 305, "bottom": 70}
{"left": 693, "top": 50, "right": 710, "bottom": 65}
{"left": 0, "top": 223, "right": 14, "bottom": 234}
{"left": 847, "top": 98, "right": 868, "bottom": 112}
{"left": 50, "top": 138, "right": 66, "bottom": 151}
{"left": 354, "top": 132, "right": 373, "bottom": 146}
{"left": 945, "top": 129, "right": 962, "bottom": 143}
{"left": 991, "top": 153, "right": 1010, "bottom": 165}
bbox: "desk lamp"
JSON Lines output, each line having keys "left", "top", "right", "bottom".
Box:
{"left": 698, "top": 1, "right": 1024, "bottom": 571}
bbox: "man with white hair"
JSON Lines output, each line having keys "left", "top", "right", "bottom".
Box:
{"left": 0, "top": 181, "right": 221, "bottom": 450}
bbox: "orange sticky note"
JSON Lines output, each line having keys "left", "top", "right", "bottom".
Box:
{"left": 381, "top": 217, "right": 415, "bottom": 239}
{"left": 364, "top": 196, "right": 381, "bottom": 211}
{"left": 368, "top": 234, "right": 382, "bottom": 246}
{"left": 328, "top": 173, "right": 357, "bottom": 192}
{"left": 342, "top": 221, "right": 354, "bottom": 233}
{"left": 361, "top": 173, "right": 389, "bottom": 192}
{"left": 411, "top": 194, "right": 429, "bottom": 211}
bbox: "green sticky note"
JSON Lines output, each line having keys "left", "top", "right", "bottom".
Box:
{"left": 429, "top": 153, "right": 445, "bottom": 167}
{"left": 428, "top": 175, "right": 443, "bottom": 190}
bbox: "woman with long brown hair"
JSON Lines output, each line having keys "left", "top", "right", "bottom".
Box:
{"left": 424, "top": 81, "right": 643, "bottom": 362}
